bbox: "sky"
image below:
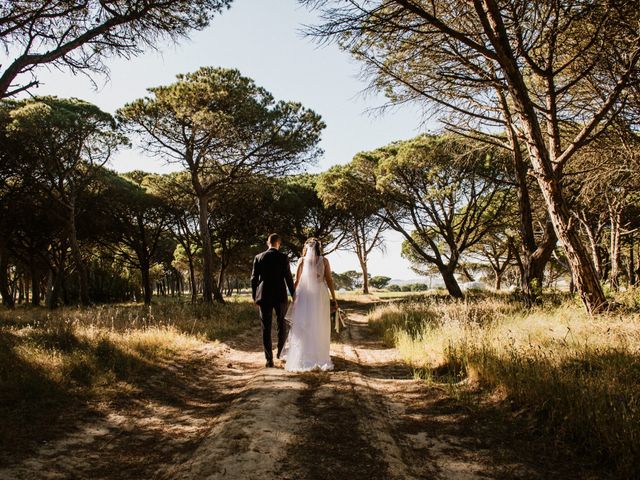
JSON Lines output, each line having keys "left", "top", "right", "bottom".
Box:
{"left": 22, "top": 0, "right": 437, "bottom": 280}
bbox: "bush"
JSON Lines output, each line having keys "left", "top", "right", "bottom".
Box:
{"left": 370, "top": 276, "right": 392, "bottom": 289}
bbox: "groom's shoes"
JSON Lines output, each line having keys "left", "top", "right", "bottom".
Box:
{"left": 265, "top": 360, "right": 275, "bottom": 368}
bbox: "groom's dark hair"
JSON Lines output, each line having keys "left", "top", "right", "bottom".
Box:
{"left": 267, "top": 233, "right": 280, "bottom": 246}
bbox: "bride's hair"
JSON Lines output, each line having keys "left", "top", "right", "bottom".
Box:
{"left": 302, "top": 237, "right": 322, "bottom": 258}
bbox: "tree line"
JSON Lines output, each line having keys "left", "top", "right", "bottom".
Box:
{"left": 0, "top": 1, "right": 639, "bottom": 314}
{"left": 0, "top": 82, "right": 335, "bottom": 307}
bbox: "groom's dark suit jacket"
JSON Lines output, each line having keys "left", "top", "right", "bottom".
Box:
{"left": 251, "top": 248, "right": 295, "bottom": 305}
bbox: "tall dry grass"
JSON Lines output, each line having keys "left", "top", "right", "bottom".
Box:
{"left": 368, "top": 292, "right": 640, "bottom": 478}
{"left": 0, "top": 300, "right": 258, "bottom": 456}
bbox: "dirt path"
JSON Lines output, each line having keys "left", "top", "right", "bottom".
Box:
{"left": 0, "top": 302, "right": 606, "bottom": 480}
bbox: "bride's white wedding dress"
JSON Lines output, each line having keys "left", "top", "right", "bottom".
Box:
{"left": 283, "top": 247, "right": 333, "bottom": 372}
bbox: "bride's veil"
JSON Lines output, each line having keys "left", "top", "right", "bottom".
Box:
{"left": 286, "top": 241, "right": 324, "bottom": 324}
{"left": 298, "top": 241, "right": 324, "bottom": 288}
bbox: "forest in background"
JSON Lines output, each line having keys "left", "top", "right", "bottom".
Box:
{"left": 1, "top": 90, "right": 638, "bottom": 310}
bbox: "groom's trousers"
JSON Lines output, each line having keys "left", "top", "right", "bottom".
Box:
{"left": 259, "top": 300, "right": 288, "bottom": 363}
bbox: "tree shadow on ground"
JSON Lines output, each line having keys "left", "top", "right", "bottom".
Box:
{"left": 331, "top": 355, "right": 413, "bottom": 380}
{"left": 395, "top": 384, "right": 614, "bottom": 480}
{"left": 280, "top": 360, "right": 606, "bottom": 480}
{"left": 443, "top": 348, "right": 636, "bottom": 479}
{"left": 399, "top": 345, "right": 638, "bottom": 479}
{"left": 0, "top": 331, "right": 82, "bottom": 465}
{"left": 0, "top": 330, "right": 241, "bottom": 473}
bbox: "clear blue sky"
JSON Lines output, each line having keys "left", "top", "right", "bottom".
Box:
{"left": 27, "top": 0, "right": 436, "bottom": 280}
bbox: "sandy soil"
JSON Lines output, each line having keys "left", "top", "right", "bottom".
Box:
{"left": 0, "top": 302, "right": 608, "bottom": 480}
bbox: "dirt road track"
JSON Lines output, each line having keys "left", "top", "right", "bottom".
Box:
{"left": 0, "top": 303, "right": 607, "bottom": 480}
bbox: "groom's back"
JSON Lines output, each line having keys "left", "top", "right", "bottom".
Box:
{"left": 251, "top": 248, "right": 293, "bottom": 305}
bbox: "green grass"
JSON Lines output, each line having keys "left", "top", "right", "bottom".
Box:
{"left": 368, "top": 292, "right": 640, "bottom": 478}
{"left": 0, "top": 299, "right": 258, "bottom": 459}
{"left": 372, "top": 289, "right": 449, "bottom": 299}
{"left": 335, "top": 289, "right": 451, "bottom": 302}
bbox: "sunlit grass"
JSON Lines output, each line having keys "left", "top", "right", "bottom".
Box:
{"left": 368, "top": 291, "right": 640, "bottom": 478}
{"left": 0, "top": 300, "right": 258, "bottom": 456}
{"left": 336, "top": 288, "right": 452, "bottom": 302}
{"left": 1, "top": 300, "right": 258, "bottom": 394}
{"left": 372, "top": 289, "right": 450, "bottom": 299}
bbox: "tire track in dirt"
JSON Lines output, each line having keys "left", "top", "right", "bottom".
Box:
{"left": 331, "top": 309, "right": 495, "bottom": 480}
{"left": 279, "top": 307, "right": 493, "bottom": 480}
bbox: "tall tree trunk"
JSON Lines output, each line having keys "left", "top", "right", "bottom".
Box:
{"left": 357, "top": 254, "right": 370, "bottom": 294}
{"left": 141, "top": 261, "right": 152, "bottom": 305}
{"left": 213, "top": 285, "right": 224, "bottom": 302}
{"left": 68, "top": 203, "right": 90, "bottom": 306}
{"left": 541, "top": 182, "right": 606, "bottom": 312}
{"left": 503, "top": 105, "right": 555, "bottom": 306}
{"left": 17, "top": 278, "right": 24, "bottom": 304}
{"left": 214, "top": 260, "right": 226, "bottom": 304}
{"left": 510, "top": 106, "right": 604, "bottom": 310}
{"left": 45, "top": 269, "right": 54, "bottom": 308}
{"left": 197, "top": 195, "right": 215, "bottom": 304}
{"left": 31, "top": 264, "right": 41, "bottom": 307}
{"left": 46, "top": 246, "right": 66, "bottom": 309}
{"left": 483, "top": 2, "right": 606, "bottom": 312}
{"left": 439, "top": 265, "right": 464, "bottom": 299}
{"left": 578, "top": 213, "right": 604, "bottom": 279}
{"left": 522, "top": 238, "right": 555, "bottom": 306}
{"left": 0, "top": 241, "right": 14, "bottom": 308}
{"left": 589, "top": 234, "right": 603, "bottom": 280}
{"left": 187, "top": 253, "right": 197, "bottom": 303}
{"left": 353, "top": 226, "right": 370, "bottom": 294}
{"left": 46, "top": 267, "right": 64, "bottom": 309}
{"left": 609, "top": 201, "right": 622, "bottom": 291}
{"left": 494, "top": 269, "right": 502, "bottom": 291}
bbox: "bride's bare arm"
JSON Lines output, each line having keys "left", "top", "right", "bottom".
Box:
{"left": 323, "top": 257, "right": 337, "bottom": 304}
{"left": 294, "top": 259, "right": 304, "bottom": 290}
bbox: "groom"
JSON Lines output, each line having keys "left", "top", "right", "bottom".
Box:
{"left": 251, "top": 233, "right": 295, "bottom": 368}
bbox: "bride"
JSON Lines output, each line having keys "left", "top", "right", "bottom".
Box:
{"left": 284, "top": 238, "right": 338, "bottom": 372}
